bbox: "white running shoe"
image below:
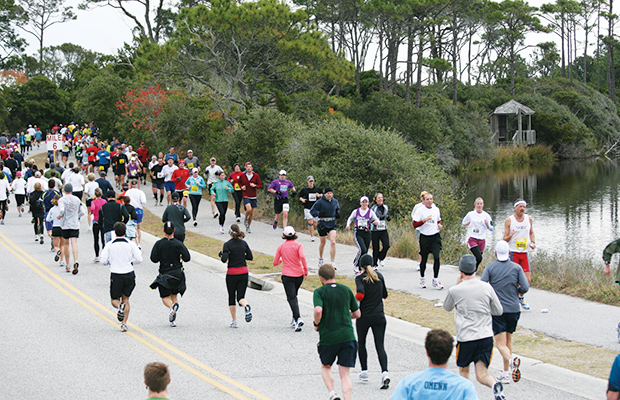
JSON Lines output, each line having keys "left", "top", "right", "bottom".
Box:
{"left": 496, "top": 371, "right": 511, "bottom": 384}
{"left": 380, "top": 371, "right": 390, "bottom": 389}
{"left": 379, "top": 259, "right": 385, "bottom": 267}
{"left": 318, "top": 258, "right": 324, "bottom": 267}
{"left": 230, "top": 320, "right": 238, "bottom": 328}
{"left": 432, "top": 278, "right": 443, "bottom": 290}
{"left": 358, "top": 370, "right": 369, "bottom": 382}
{"left": 219, "top": 225, "right": 224, "bottom": 234}
{"left": 93, "top": 257, "right": 100, "bottom": 263}
{"left": 420, "top": 277, "right": 426, "bottom": 289}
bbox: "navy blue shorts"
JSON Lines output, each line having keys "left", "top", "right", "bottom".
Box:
{"left": 456, "top": 337, "right": 493, "bottom": 368}
{"left": 164, "top": 181, "right": 175, "bottom": 192}
{"left": 317, "top": 340, "right": 357, "bottom": 368}
{"left": 243, "top": 198, "right": 257, "bottom": 208}
{"left": 492, "top": 313, "right": 520, "bottom": 335}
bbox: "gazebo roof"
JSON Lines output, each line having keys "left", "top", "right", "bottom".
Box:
{"left": 492, "top": 99, "right": 535, "bottom": 115}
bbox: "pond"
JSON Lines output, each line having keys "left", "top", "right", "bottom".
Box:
{"left": 459, "top": 158, "right": 620, "bottom": 263}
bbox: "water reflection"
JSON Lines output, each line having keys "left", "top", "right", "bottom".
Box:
{"left": 460, "top": 159, "right": 620, "bottom": 261}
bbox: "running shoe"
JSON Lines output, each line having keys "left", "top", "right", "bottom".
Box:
{"left": 17, "top": 213, "right": 21, "bottom": 217}
{"left": 244, "top": 218, "right": 248, "bottom": 228}
{"left": 120, "top": 324, "right": 128, "bottom": 332}
{"left": 50, "top": 243, "right": 54, "bottom": 251}
{"left": 87, "top": 225, "right": 92, "bottom": 231}
{"left": 310, "top": 237, "right": 315, "bottom": 242}
{"left": 380, "top": 371, "right": 390, "bottom": 389}
{"left": 328, "top": 391, "right": 341, "bottom": 400}
{"left": 294, "top": 320, "right": 302, "bottom": 332}
{"left": 117, "top": 301, "right": 125, "bottom": 322}
{"left": 511, "top": 356, "right": 521, "bottom": 382}
{"left": 94, "top": 257, "right": 100, "bottom": 263}
{"left": 416, "top": 263, "right": 421, "bottom": 271}
{"left": 432, "top": 278, "right": 443, "bottom": 290}
{"left": 213, "top": 211, "right": 219, "bottom": 219}
{"left": 0, "top": 220, "right": 3, "bottom": 225}
{"left": 230, "top": 320, "right": 238, "bottom": 328}
{"left": 358, "top": 370, "right": 369, "bottom": 382}
{"left": 39, "top": 236, "right": 44, "bottom": 244}
{"left": 617, "top": 322, "right": 620, "bottom": 343}
{"left": 272, "top": 220, "right": 278, "bottom": 229}
{"left": 35, "top": 235, "right": 38, "bottom": 241}
{"left": 379, "top": 259, "right": 385, "bottom": 267}
{"left": 290, "top": 318, "right": 296, "bottom": 328}
{"left": 296, "top": 318, "right": 304, "bottom": 328}
{"left": 332, "top": 263, "right": 336, "bottom": 270}
{"left": 246, "top": 226, "right": 251, "bottom": 233}
{"left": 244, "top": 305, "right": 252, "bottom": 322}
{"left": 54, "top": 250, "right": 61, "bottom": 262}
{"left": 65, "top": 264, "right": 70, "bottom": 273}
{"left": 493, "top": 381, "right": 506, "bottom": 400}
{"left": 219, "top": 225, "right": 224, "bottom": 234}
{"left": 496, "top": 371, "right": 511, "bottom": 384}
{"left": 193, "top": 220, "right": 197, "bottom": 227}
{"left": 354, "top": 266, "right": 362, "bottom": 275}
{"left": 72, "top": 263, "right": 79, "bottom": 275}
{"left": 154, "top": 200, "right": 158, "bottom": 206}
{"left": 170, "top": 321, "right": 177, "bottom": 327}
{"left": 169, "top": 303, "right": 179, "bottom": 322}
{"left": 420, "top": 277, "right": 426, "bottom": 289}
{"left": 519, "top": 296, "right": 531, "bottom": 310}
{"left": 236, "top": 217, "right": 241, "bottom": 223}
{"left": 318, "top": 258, "right": 324, "bottom": 267}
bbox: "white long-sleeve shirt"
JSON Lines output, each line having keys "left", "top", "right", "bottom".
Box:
{"left": 57, "top": 193, "right": 85, "bottom": 230}
{"left": 101, "top": 237, "right": 143, "bottom": 274}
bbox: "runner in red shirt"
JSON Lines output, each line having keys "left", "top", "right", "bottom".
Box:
{"left": 171, "top": 160, "right": 191, "bottom": 207}
{"left": 135, "top": 142, "right": 149, "bottom": 184}
{"left": 86, "top": 142, "right": 99, "bottom": 174}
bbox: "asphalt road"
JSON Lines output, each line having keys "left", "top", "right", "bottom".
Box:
{"left": 0, "top": 187, "right": 603, "bottom": 400}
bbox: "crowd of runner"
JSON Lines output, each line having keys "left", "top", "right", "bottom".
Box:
{"left": 0, "top": 122, "right": 589, "bottom": 400}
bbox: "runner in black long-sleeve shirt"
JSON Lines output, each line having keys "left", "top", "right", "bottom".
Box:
{"left": 220, "top": 223, "right": 253, "bottom": 328}
{"left": 150, "top": 221, "right": 191, "bottom": 327}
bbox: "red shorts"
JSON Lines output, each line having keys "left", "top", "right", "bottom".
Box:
{"left": 510, "top": 251, "right": 530, "bottom": 273}
{"left": 467, "top": 237, "right": 486, "bottom": 252}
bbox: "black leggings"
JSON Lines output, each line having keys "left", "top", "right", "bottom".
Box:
{"left": 353, "top": 230, "right": 371, "bottom": 267}
{"left": 372, "top": 230, "right": 390, "bottom": 266}
{"left": 419, "top": 233, "right": 441, "bottom": 278}
{"left": 93, "top": 222, "right": 105, "bottom": 257}
{"left": 226, "top": 273, "right": 248, "bottom": 306}
{"left": 232, "top": 191, "right": 243, "bottom": 218}
{"left": 470, "top": 245, "right": 483, "bottom": 271}
{"left": 189, "top": 194, "right": 201, "bottom": 220}
{"left": 33, "top": 215, "right": 44, "bottom": 235}
{"left": 356, "top": 315, "right": 388, "bottom": 372}
{"left": 282, "top": 275, "right": 304, "bottom": 320}
{"left": 216, "top": 201, "right": 228, "bottom": 226}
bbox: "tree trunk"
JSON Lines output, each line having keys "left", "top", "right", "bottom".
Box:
{"left": 561, "top": 12, "right": 566, "bottom": 78}
{"left": 607, "top": 0, "right": 616, "bottom": 103}
{"left": 415, "top": 33, "right": 424, "bottom": 108}
{"left": 452, "top": 9, "right": 458, "bottom": 106}
{"left": 405, "top": 25, "right": 414, "bottom": 103}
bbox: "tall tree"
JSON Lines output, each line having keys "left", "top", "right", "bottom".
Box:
{"left": 540, "top": 0, "right": 580, "bottom": 78}
{"left": 484, "top": 0, "right": 548, "bottom": 95}
{"left": 18, "top": 0, "right": 76, "bottom": 73}
{"left": 78, "top": 0, "right": 175, "bottom": 43}
{"left": 0, "top": 0, "right": 26, "bottom": 66}
{"left": 164, "top": 0, "right": 352, "bottom": 123}
{"left": 604, "top": 0, "right": 616, "bottom": 102}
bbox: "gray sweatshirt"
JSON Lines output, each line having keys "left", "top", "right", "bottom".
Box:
{"left": 443, "top": 278, "right": 503, "bottom": 342}
{"left": 481, "top": 260, "right": 529, "bottom": 313}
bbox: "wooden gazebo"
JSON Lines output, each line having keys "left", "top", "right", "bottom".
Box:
{"left": 490, "top": 99, "right": 536, "bottom": 146}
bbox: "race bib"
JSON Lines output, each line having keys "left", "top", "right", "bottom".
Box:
{"left": 187, "top": 163, "right": 194, "bottom": 169}
{"left": 234, "top": 183, "right": 240, "bottom": 191}
{"left": 99, "top": 166, "right": 104, "bottom": 171}
{"left": 191, "top": 185, "right": 198, "bottom": 192}
{"left": 157, "top": 172, "right": 164, "bottom": 178}
{"left": 183, "top": 190, "right": 189, "bottom": 197}
{"left": 119, "top": 159, "right": 124, "bottom": 164}
{"left": 516, "top": 238, "right": 527, "bottom": 251}
{"left": 472, "top": 227, "right": 481, "bottom": 234}
{"left": 308, "top": 193, "right": 317, "bottom": 202}
{"left": 280, "top": 184, "right": 288, "bottom": 192}
{"left": 357, "top": 218, "right": 368, "bottom": 227}
{"left": 283, "top": 204, "right": 289, "bottom": 212}
{"left": 377, "top": 220, "right": 387, "bottom": 230}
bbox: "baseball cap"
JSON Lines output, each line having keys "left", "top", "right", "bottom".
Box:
{"left": 187, "top": 149, "right": 193, "bottom": 153}
{"left": 307, "top": 175, "right": 314, "bottom": 182}
{"left": 495, "top": 240, "right": 510, "bottom": 261}
{"left": 279, "top": 170, "right": 286, "bottom": 175}
{"left": 360, "top": 196, "right": 369, "bottom": 203}
{"left": 171, "top": 192, "right": 180, "bottom": 200}
{"left": 459, "top": 254, "right": 477, "bottom": 274}
{"left": 283, "top": 226, "right": 296, "bottom": 237}
{"left": 192, "top": 168, "right": 198, "bottom": 173}
{"left": 140, "top": 142, "right": 145, "bottom": 145}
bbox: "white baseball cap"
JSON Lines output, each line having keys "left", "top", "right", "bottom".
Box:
{"left": 283, "top": 226, "right": 295, "bottom": 237}
{"left": 495, "top": 240, "right": 510, "bottom": 261}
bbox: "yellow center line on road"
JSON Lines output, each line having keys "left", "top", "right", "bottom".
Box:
{"left": 0, "top": 232, "right": 272, "bottom": 400}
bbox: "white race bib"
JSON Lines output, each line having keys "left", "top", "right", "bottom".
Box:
{"left": 283, "top": 204, "right": 290, "bottom": 212}
{"left": 377, "top": 220, "right": 387, "bottom": 230}
{"left": 308, "top": 193, "right": 317, "bottom": 202}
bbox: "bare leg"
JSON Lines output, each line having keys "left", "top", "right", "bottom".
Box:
{"left": 321, "top": 365, "right": 335, "bottom": 394}
{"left": 245, "top": 203, "right": 254, "bottom": 226}
{"left": 339, "top": 365, "right": 352, "bottom": 400}
{"left": 229, "top": 305, "right": 236, "bottom": 321}
{"left": 319, "top": 236, "right": 326, "bottom": 258}
{"left": 495, "top": 332, "right": 512, "bottom": 371}
{"left": 70, "top": 237, "right": 78, "bottom": 264}
{"left": 328, "top": 230, "right": 337, "bottom": 263}
{"left": 61, "top": 237, "right": 70, "bottom": 264}
{"left": 474, "top": 360, "right": 495, "bottom": 388}
{"left": 282, "top": 210, "right": 288, "bottom": 227}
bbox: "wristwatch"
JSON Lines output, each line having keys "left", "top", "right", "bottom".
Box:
{"left": 313, "top": 321, "right": 319, "bottom": 327}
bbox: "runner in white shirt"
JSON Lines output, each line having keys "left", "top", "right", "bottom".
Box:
{"left": 412, "top": 192, "right": 443, "bottom": 290}
{"left": 125, "top": 179, "right": 147, "bottom": 245}
{"left": 11, "top": 172, "right": 27, "bottom": 216}
{"left": 410, "top": 190, "right": 428, "bottom": 271}
{"left": 101, "top": 221, "right": 143, "bottom": 332}
{"left": 203, "top": 157, "right": 223, "bottom": 217}
{"left": 462, "top": 197, "right": 493, "bottom": 271}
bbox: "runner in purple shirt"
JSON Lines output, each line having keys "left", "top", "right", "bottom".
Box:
{"left": 268, "top": 169, "right": 296, "bottom": 230}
